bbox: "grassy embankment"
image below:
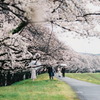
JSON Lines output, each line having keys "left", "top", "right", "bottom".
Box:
{"left": 0, "top": 73, "right": 79, "bottom": 100}
{"left": 66, "top": 73, "right": 100, "bottom": 84}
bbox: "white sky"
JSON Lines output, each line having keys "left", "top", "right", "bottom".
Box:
{"left": 56, "top": 32, "right": 100, "bottom": 54}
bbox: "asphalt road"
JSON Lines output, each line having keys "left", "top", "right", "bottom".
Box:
{"left": 57, "top": 76, "right": 100, "bottom": 100}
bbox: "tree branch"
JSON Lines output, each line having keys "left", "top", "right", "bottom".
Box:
{"left": 83, "top": 13, "right": 100, "bottom": 17}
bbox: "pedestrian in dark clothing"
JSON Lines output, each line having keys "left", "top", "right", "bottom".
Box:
{"left": 47, "top": 65, "right": 54, "bottom": 80}
{"left": 61, "top": 67, "right": 66, "bottom": 77}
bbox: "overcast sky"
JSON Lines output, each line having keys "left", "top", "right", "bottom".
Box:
{"left": 56, "top": 31, "right": 100, "bottom": 54}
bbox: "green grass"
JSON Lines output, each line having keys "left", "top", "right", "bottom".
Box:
{"left": 66, "top": 73, "right": 100, "bottom": 84}
{"left": 0, "top": 73, "right": 79, "bottom": 100}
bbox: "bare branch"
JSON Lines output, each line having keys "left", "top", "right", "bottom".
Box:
{"left": 83, "top": 13, "right": 100, "bottom": 17}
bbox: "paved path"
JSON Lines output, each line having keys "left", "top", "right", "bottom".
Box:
{"left": 57, "top": 76, "right": 100, "bottom": 100}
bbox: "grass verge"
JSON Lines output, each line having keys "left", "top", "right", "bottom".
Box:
{"left": 0, "top": 73, "right": 79, "bottom": 100}
{"left": 66, "top": 73, "right": 100, "bottom": 84}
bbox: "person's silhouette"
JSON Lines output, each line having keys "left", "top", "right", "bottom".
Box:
{"left": 47, "top": 65, "right": 54, "bottom": 80}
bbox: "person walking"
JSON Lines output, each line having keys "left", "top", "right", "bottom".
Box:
{"left": 61, "top": 67, "right": 66, "bottom": 77}
{"left": 47, "top": 64, "right": 54, "bottom": 80}
{"left": 57, "top": 67, "right": 62, "bottom": 77}
{"left": 29, "top": 59, "right": 37, "bottom": 81}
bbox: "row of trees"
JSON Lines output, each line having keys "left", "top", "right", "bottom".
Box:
{"left": 0, "top": 0, "right": 71, "bottom": 71}
{"left": 0, "top": 0, "right": 100, "bottom": 80}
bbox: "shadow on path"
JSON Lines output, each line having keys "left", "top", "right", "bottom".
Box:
{"left": 56, "top": 76, "right": 100, "bottom": 100}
